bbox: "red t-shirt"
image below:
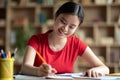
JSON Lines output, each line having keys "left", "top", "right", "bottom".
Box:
{"left": 27, "top": 30, "right": 87, "bottom": 74}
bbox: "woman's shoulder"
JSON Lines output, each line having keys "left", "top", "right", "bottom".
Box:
{"left": 31, "top": 30, "right": 51, "bottom": 39}
{"left": 68, "top": 35, "right": 83, "bottom": 42}
{"left": 68, "top": 35, "right": 87, "bottom": 46}
{"left": 27, "top": 30, "right": 50, "bottom": 46}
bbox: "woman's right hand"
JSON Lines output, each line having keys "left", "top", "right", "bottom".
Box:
{"left": 37, "top": 63, "right": 57, "bottom": 76}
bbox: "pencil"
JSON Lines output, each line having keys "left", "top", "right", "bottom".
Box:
{"left": 36, "top": 51, "right": 47, "bottom": 64}
{"left": 8, "top": 51, "right": 11, "bottom": 58}
{"left": 36, "top": 51, "right": 56, "bottom": 75}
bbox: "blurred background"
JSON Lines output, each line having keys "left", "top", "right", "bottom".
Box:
{"left": 0, "top": 0, "right": 120, "bottom": 74}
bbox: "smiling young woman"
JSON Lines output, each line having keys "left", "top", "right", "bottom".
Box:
{"left": 21, "top": 2, "right": 109, "bottom": 77}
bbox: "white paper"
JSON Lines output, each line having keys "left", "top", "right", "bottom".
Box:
{"left": 14, "top": 73, "right": 120, "bottom": 80}
{"left": 46, "top": 72, "right": 97, "bottom": 79}
{"left": 56, "top": 73, "right": 99, "bottom": 79}
{"left": 14, "top": 75, "right": 45, "bottom": 80}
{"left": 99, "top": 76, "right": 120, "bottom": 80}
{"left": 46, "top": 75, "right": 73, "bottom": 79}
{"left": 48, "top": 73, "right": 120, "bottom": 80}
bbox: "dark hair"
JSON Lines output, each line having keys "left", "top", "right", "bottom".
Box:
{"left": 55, "top": 2, "right": 84, "bottom": 24}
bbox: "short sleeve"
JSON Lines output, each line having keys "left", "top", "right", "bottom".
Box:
{"left": 27, "top": 35, "right": 39, "bottom": 51}
{"left": 77, "top": 38, "right": 87, "bottom": 56}
{"left": 68, "top": 36, "right": 87, "bottom": 57}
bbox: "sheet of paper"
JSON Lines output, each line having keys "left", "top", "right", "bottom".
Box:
{"left": 14, "top": 74, "right": 45, "bottom": 80}
{"left": 100, "top": 76, "right": 120, "bottom": 80}
{"left": 47, "top": 73, "right": 83, "bottom": 78}
{"left": 56, "top": 73, "right": 99, "bottom": 79}
{"left": 46, "top": 73, "right": 97, "bottom": 79}
{"left": 57, "top": 72, "right": 84, "bottom": 76}
{"left": 46, "top": 75, "right": 73, "bottom": 79}
{"left": 14, "top": 73, "right": 120, "bottom": 80}
{"left": 53, "top": 73, "right": 120, "bottom": 80}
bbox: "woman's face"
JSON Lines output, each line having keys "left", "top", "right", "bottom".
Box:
{"left": 53, "top": 13, "right": 80, "bottom": 38}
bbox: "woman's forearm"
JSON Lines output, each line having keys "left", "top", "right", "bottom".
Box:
{"left": 20, "top": 64, "right": 39, "bottom": 76}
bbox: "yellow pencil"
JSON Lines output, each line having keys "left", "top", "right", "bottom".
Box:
{"left": 36, "top": 51, "right": 47, "bottom": 64}
{"left": 36, "top": 51, "right": 57, "bottom": 75}
{"left": 8, "top": 51, "right": 11, "bottom": 58}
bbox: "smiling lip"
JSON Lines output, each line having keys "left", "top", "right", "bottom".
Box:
{"left": 58, "top": 28, "right": 65, "bottom": 36}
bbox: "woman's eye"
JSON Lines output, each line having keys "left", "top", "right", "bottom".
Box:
{"left": 70, "top": 26, "right": 74, "bottom": 29}
{"left": 70, "top": 26, "right": 75, "bottom": 29}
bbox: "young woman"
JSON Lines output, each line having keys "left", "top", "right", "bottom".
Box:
{"left": 21, "top": 2, "right": 109, "bottom": 77}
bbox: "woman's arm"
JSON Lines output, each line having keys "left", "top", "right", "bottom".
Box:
{"left": 20, "top": 46, "right": 57, "bottom": 76}
{"left": 81, "top": 46, "right": 109, "bottom": 77}
{"left": 20, "top": 46, "right": 40, "bottom": 76}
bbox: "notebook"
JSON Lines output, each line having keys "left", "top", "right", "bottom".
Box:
{"left": 14, "top": 73, "right": 120, "bottom": 80}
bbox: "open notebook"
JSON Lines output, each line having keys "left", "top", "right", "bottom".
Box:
{"left": 14, "top": 74, "right": 73, "bottom": 80}
{"left": 14, "top": 73, "right": 86, "bottom": 80}
{"left": 14, "top": 73, "right": 120, "bottom": 80}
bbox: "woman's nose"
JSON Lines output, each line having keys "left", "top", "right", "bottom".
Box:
{"left": 62, "top": 25, "right": 69, "bottom": 32}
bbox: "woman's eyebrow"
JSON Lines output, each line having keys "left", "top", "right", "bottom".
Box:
{"left": 60, "top": 17, "right": 67, "bottom": 22}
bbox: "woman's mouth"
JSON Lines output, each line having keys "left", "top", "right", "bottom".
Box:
{"left": 58, "top": 28, "right": 65, "bottom": 36}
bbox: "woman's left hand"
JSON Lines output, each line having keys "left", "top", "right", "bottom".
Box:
{"left": 84, "top": 68, "right": 105, "bottom": 77}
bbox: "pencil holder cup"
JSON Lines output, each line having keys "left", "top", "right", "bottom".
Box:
{"left": 0, "top": 58, "right": 14, "bottom": 80}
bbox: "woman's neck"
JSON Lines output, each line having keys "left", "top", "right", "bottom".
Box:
{"left": 48, "top": 32, "right": 67, "bottom": 51}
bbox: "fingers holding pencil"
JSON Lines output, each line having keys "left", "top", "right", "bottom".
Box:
{"left": 35, "top": 51, "right": 57, "bottom": 76}
{"left": 37, "top": 63, "right": 57, "bottom": 76}
{"left": 43, "top": 63, "right": 57, "bottom": 75}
